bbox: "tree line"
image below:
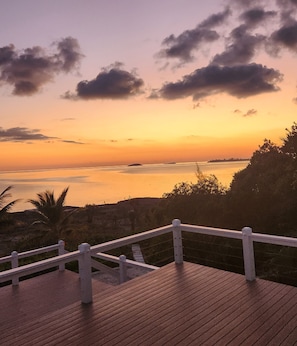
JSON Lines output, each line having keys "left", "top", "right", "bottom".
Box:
{"left": 159, "top": 122, "right": 297, "bottom": 237}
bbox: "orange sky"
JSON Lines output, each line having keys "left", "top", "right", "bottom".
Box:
{"left": 1, "top": 1, "right": 296, "bottom": 171}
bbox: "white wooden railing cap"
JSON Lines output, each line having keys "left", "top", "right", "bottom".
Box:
{"left": 78, "top": 243, "right": 91, "bottom": 253}
{"left": 242, "top": 227, "right": 253, "bottom": 235}
{"left": 119, "top": 254, "right": 126, "bottom": 262}
{"left": 172, "top": 219, "right": 181, "bottom": 227}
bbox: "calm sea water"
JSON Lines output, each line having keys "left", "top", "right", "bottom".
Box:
{"left": 0, "top": 161, "right": 249, "bottom": 212}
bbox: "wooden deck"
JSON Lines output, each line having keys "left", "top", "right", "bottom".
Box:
{"left": 1, "top": 262, "right": 297, "bottom": 345}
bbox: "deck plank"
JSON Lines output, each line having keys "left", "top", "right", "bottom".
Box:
{"left": 1, "top": 262, "right": 297, "bottom": 345}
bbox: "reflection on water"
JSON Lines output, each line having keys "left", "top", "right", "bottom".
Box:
{"left": 0, "top": 161, "right": 249, "bottom": 212}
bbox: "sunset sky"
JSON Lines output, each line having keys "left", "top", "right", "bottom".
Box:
{"left": 1, "top": 0, "right": 297, "bottom": 170}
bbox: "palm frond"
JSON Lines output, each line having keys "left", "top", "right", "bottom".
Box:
{"left": 0, "top": 186, "right": 19, "bottom": 215}
{"left": 56, "top": 187, "right": 69, "bottom": 207}
{"left": 0, "top": 186, "right": 13, "bottom": 198}
{"left": 28, "top": 187, "right": 71, "bottom": 239}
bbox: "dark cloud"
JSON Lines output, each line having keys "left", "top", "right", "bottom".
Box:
{"left": 240, "top": 7, "right": 277, "bottom": 27}
{"left": 212, "top": 6, "right": 276, "bottom": 66}
{"left": 157, "top": 8, "right": 230, "bottom": 63}
{"left": 212, "top": 25, "right": 265, "bottom": 65}
{"left": 158, "top": 30, "right": 219, "bottom": 63}
{"left": 270, "top": 22, "right": 297, "bottom": 52}
{"left": 63, "top": 65, "right": 144, "bottom": 100}
{"left": 156, "top": 63, "right": 282, "bottom": 101}
{"left": 54, "top": 37, "right": 82, "bottom": 72}
{"left": 0, "top": 126, "right": 84, "bottom": 144}
{"left": 0, "top": 37, "right": 83, "bottom": 96}
{"left": 0, "top": 45, "right": 15, "bottom": 65}
{"left": 199, "top": 7, "right": 231, "bottom": 29}
{"left": 0, "top": 127, "right": 56, "bottom": 142}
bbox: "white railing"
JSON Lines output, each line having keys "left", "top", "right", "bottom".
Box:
{"left": 1, "top": 219, "right": 297, "bottom": 304}
{"left": 93, "top": 252, "right": 159, "bottom": 284}
{"left": 0, "top": 240, "right": 65, "bottom": 285}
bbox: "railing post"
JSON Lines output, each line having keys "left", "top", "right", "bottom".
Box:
{"left": 242, "top": 227, "right": 256, "bottom": 281}
{"left": 78, "top": 243, "right": 93, "bottom": 304}
{"left": 11, "top": 251, "right": 19, "bottom": 286}
{"left": 119, "top": 255, "right": 127, "bottom": 284}
{"left": 58, "top": 240, "right": 65, "bottom": 271}
{"left": 172, "top": 219, "right": 183, "bottom": 264}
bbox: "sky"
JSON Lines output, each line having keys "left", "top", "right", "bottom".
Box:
{"left": 1, "top": 0, "right": 297, "bottom": 170}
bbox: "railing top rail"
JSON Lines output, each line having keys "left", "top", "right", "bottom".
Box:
{"left": 94, "top": 252, "right": 159, "bottom": 271}
{"left": 180, "top": 224, "right": 243, "bottom": 240}
{"left": 0, "top": 251, "right": 79, "bottom": 284}
{"left": 0, "top": 243, "right": 61, "bottom": 264}
{"left": 89, "top": 224, "right": 173, "bottom": 254}
{"left": 180, "top": 222, "right": 297, "bottom": 248}
{"left": 17, "top": 243, "right": 61, "bottom": 259}
{"left": 252, "top": 232, "right": 297, "bottom": 247}
{"left": 0, "top": 255, "right": 12, "bottom": 265}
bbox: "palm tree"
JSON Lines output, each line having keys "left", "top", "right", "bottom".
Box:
{"left": 0, "top": 186, "right": 19, "bottom": 222}
{"left": 28, "top": 187, "right": 74, "bottom": 239}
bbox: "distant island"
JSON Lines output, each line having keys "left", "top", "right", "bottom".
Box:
{"left": 208, "top": 158, "right": 250, "bottom": 163}
{"left": 128, "top": 163, "right": 142, "bottom": 166}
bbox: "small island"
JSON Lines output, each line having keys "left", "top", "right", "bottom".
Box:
{"left": 128, "top": 163, "right": 142, "bottom": 166}
{"left": 208, "top": 158, "right": 249, "bottom": 163}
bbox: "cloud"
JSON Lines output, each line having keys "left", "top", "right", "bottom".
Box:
{"left": 156, "top": 8, "right": 230, "bottom": 63}
{"left": 61, "top": 139, "right": 85, "bottom": 144}
{"left": 60, "top": 117, "right": 76, "bottom": 121}
{"left": 276, "top": 0, "right": 297, "bottom": 15}
{"left": 240, "top": 7, "right": 277, "bottom": 27}
{"left": 0, "top": 127, "right": 56, "bottom": 142}
{"left": 212, "top": 25, "right": 266, "bottom": 65}
{"left": 63, "top": 64, "right": 144, "bottom": 100}
{"left": 0, "top": 126, "right": 85, "bottom": 144}
{"left": 212, "top": 6, "right": 277, "bottom": 66}
{"left": 233, "top": 108, "right": 258, "bottom": 116}
{"left": 53, "top": 37, "right": 82, "bottom": 72}
{"left": 0, "top": 37, "right": 83, "bottom": 96}
{"left": 270, "top": 22, "right": 297, "bottom": 53}
{"left": 156, "top": 63, "right": 282, "bottom": 101}
{"left": 243, "top": 108, "right": 257, "bottom": 117}
{"left": 199, "top": 7, "right": 231, "bottom": 29}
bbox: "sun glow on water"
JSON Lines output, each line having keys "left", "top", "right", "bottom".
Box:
{"left": 0, "top": 161, "right": 249, "bottom": 212}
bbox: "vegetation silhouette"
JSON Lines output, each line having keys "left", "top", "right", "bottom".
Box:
{"left": 0, "top": 186, "right": 19, "bottom": 226}
{"left": 28, "top": 187, "right": 75, "bottom": 241}
{"left": 161, "top": 122, "right": 297, "bottom": 236}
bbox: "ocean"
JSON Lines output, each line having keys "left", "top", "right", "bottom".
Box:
{"left": 0, "top": 161, "right": 249, "bottom": 212}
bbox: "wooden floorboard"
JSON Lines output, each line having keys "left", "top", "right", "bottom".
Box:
{"left": 1, "top": 262, "right": 297, "bottom": 345}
